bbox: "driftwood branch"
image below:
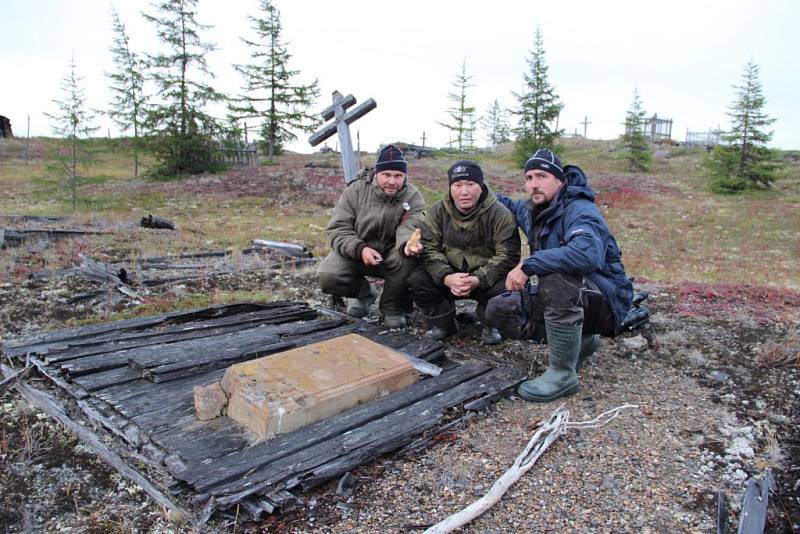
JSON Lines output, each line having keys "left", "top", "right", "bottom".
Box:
{"left": 423, "top": 404, "right": 639, "bottom": 534}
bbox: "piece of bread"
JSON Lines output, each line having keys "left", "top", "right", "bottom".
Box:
{"left": 407, "top": 228, "right": 422, "bottom": 253}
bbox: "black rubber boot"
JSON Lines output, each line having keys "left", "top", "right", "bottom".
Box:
{"left": 518, "top": 320, "right": 582, "bottom": 402}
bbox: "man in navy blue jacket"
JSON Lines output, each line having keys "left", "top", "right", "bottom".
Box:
{"left": 485, "top": 148, "right": 633, "bottom": 402}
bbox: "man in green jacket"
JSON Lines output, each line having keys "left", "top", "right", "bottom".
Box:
{"left": 408, "top": 160, "right": 520, "bottom": 342}
{"left": 317, "top": 145, "right": 425, "bottom": 327}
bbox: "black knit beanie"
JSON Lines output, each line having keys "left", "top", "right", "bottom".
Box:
{"left": 447, "top": 160, "right": 484, "bottom": 187}
{"left": 523, "top": 148, "right": 564, "bottom": 181}
{"left": 375, "top": 144, "right": 407, "bottom": 174}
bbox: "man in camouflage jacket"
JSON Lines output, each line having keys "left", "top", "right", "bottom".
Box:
{"left": 408, "top": 160, "right": 520, "bottom": 342}
{"left": 317, "top": 145, "right": 425, "bottom": 326}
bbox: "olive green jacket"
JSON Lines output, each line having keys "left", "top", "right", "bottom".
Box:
{"left": 420, "top": 187, "right": 521, "bottom": 290}
{"left": 326, "top": 175, "right": 425, "bottom": 260}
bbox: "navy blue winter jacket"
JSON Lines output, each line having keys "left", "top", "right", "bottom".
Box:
{"left": 497, "top": 164, "right": 633, "bottom": 331}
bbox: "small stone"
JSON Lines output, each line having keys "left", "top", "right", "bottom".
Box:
{"left": 708, "top": 370, "right": 730, "bottom": 383}
{"left": 622, "top": 335, "right": 648, "bottom": 351}
{"left": 193, "top": 381, "right": 228, "bottom": 421}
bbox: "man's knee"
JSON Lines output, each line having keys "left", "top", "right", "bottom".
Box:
{"left": 538, "top": 273, "right": 584, "bottom": 325}
{"left": 317, "top": 252, "right": 358, "bottom": 295}
{"left": 407, "top": 265, "right": 435, "bottom": 291}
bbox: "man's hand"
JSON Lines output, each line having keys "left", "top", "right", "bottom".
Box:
{"left": 444, "top": 272, "right": 480, "bottom": 297}
{"left": 403, "top": 240, "right": 424, "bottom": 257}
{"left": 505, "top": 265, "right": 529, "bottom": 291}
{"left": 361, "top": 247, "right": 383, "bottom": 266}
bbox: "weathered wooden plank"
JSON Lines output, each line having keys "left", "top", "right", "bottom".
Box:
{"left": 166, "top": 362, "right": 492, "bottom": 488}
{"left": 72, "top": 366, "right": 143, "bottom": 392}
{"left": 737, "top": 469, "right": 772, "bottom": 534}
{"left": 3, "top": 301, "right": 294, "bottom": 357}
{"left": 99, "top": 370, "right": 227, "bottom": 418}
{"left": 146, "top": 339, "right": 296, "bottom": 383}
{"left": 44, "top": 307, "right": 322, "bottom": 364}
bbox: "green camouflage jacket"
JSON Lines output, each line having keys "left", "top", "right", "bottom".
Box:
{"left": 326, "top": 174, "right": 425, "bottom": 260}
{"left": 420, "top": 187, "right": 521, "bottom": 290}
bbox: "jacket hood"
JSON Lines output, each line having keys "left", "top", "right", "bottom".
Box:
{"left": 561, "top": 164, "right": 596, "bottom": 203}
{"left": 443, "top": 184, "right": 497, "bottom": 223}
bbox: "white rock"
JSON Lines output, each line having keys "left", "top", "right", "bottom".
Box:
{"left": 622, "top": 335, "right": 648, "bottom": 351}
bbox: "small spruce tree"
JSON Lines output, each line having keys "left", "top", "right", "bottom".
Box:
{"left": 618, "top": 87, "right": 652, "bottom": 171}
{"left": 705, "top": 61, "right": 778, "bottom": 193}
{"left": 512, "top": 26, "right": 562, "bottom": 165}
{"left": 229, "top": 0, "right": 320, "bottom": 159}
{"left": 45, "top": 57, "right": 99, "bottom": 211}
{"left": 438, "top": 60, "right": 476, "bottom": 152}
{"left": 106, "top": 7, "right": 147, "bottom": 177}
{"left": 142, "top": 0, "right": 226, "bottom": 177}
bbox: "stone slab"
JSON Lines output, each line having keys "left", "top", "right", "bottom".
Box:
{"left": 194, "top": 382, "right": 228, "bottom": 421}
{"left": 221, "top": 333, "right": 419, "bottom": 439}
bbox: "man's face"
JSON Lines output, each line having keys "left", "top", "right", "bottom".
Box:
{"left": 375, "top": 170, "right": 405, "bottom": 196}
{"left": 450, "top": 180, "right": 483, "bottom": 213}
{"left": 525, "top": 169, "right": 563, "bottom": 206}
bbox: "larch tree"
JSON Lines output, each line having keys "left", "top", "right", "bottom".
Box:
{"left": 481, "top": 99, "right": 511, "bottom": 149}
{"left": 229, "top": 0, "right": 320, "bottom": 159}
{"left": 618, "top": 87, "right": 652, "bottom": 171}
{"left": 142, "top": 0, "right": 226, "bottom": 177}
{"left": 45, "top": 57, "right": 99, "bottom": 211}
{"left": 512, "top": 26, "right": 562, "bottom": 165}
{"left": 705, "top": 61, "right": 778, "bottom": 193}
{"left": 106, "top": 7, "right": 147, "bottom": 177}
{"left": 438, "top": 60, "right": 476, "bottom": 152}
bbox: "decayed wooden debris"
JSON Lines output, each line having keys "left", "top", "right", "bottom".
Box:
{"left": 1, "top": 301, "right": 525, "bottom": 523}
{"left": 140, "top": 214, "right": 176, "bottom": 230}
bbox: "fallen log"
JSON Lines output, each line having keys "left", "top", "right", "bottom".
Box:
{"left": 251, "top": 239, "right": 313, "bottom": 258}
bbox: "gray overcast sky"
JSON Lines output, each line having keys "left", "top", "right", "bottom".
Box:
{"left": 3, "top": 0, "right": 799, "bottom": 153}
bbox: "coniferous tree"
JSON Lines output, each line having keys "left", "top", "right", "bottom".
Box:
{"left": 45, "top": 58, "right": 99, "bottom": 210}
{"left": 480, "top": 99, "right": 511, "bottom": 149}
{"left": 618, "top": 87, "right": 652, "bottom": 171}
{"left": 512, "top": 26, "right": 562, "bottom": 165}
{"left": 438, "top": 60, "right": 476, "bottom": 152}
{"left": 142, "top": 0, "right": 225, "bottom": 177}
{"left": 229, "top": 0, "right": 320, "bottom": 158}
{"left": 106, "top": 7, "right": 147, "bottom": 177}
{"left": 705, "top": 61, "right": 778, "bottom": 193}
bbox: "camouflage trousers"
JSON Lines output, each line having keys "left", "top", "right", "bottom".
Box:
{"left": 484, "top": 273, "right": 616, "bottom": 341}
{"left": 316, "top": 248, "right": 414, "bottom": 314}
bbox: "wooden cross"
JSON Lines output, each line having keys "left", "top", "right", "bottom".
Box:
{"left": 580, "top": 115, "right": 591, "bottom": 139}
{"left": 309, "top": 91, "right": 377, "bottom": 184}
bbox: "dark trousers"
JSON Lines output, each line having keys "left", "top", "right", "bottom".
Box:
{"left": 408, "top": 266, "right": 507, "bottom": 327}
{"left": 485, "top": 273, "right": 616, "bottom": 340}
{"left": 316, "top": 249, "right": 414, "bottom": 314}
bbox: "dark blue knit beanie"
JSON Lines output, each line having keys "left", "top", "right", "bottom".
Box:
{"left": 524, "top": 148, "right": 564, "bottom": 181}
{"left": 375, "top": 144, "right": 407, "bottom": 173}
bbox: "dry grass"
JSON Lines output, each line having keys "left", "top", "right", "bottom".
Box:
{"left": 757, "top": 331, "right": 800, "bottom": 367}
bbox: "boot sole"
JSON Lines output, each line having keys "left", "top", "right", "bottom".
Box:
{"left": 517, "top": 383, "right": 580, "bottom": 402}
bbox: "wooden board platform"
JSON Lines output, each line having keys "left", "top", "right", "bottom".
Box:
{"left": 1, "top": 301, "right": 525, "bottom": 522}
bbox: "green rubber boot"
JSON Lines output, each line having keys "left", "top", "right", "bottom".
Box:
{"left": 576, "top": 334, "right": 600, "bottom": 371}
{"left": 345, "top": 284, "right": 375, "bottom": 318}
{"left": 518, "top": 320, "right": 582, "bottom": 402}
